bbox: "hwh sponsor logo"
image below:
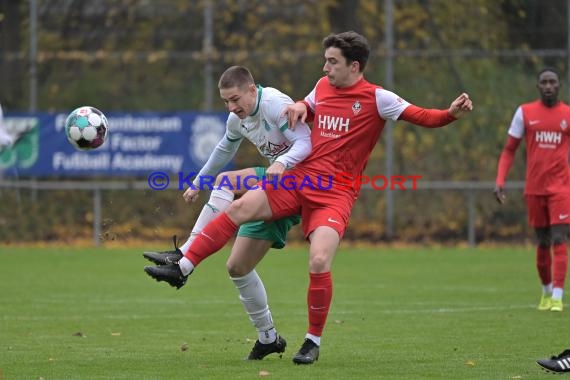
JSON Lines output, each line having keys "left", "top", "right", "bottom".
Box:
{"left": 317, "top": 115, "right": 350, "bottom": 132}
{"left": 535, "top": 131, "right": 562, "bottom": 144}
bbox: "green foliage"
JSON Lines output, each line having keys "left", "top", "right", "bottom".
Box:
{"left": 1, "top": 0, "right": 566, "bottom": 242}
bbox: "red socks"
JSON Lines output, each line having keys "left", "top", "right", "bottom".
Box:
{"left": 307, "top": 272, "right": 333, "bottom": 337}
{"left": 184, "top": 213, "right": 238, "bottom": 266}
{"left": 536, "top": 245, "right": 552, "bottom": 285}
{"left": 552, "top": 243, "right": 568, "bottom": 288}
{"left": 536, "top": 244, "right": 568, "bottom": 289}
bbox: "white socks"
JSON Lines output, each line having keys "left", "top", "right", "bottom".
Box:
{"left": 178, "top": 189, "right": 279, "bottom": 344}
{"left": 553, "top": 287, "right": 564, "bottom": 301}
{"left": 543, "top": 283, "right": 563, "bottom": 301}
{"left": 178, "top": 257, "right": 194, "bottom": 276}
{"left": 543, "top": 283, "right": 553, "bottom": 295}
{"left": 180, "top": 187, "right": 235, "bottom": 254}
{"left": 231, "top": 270, "right": 276, "bottom": 344}
{"left": 306, "top": 333, "right": 321, "bottom": 346}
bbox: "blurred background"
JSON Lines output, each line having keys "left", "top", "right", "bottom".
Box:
{"left": 0, "top": 0, "right": 566, "bottom": 246}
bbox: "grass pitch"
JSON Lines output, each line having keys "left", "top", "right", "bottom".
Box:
{"left": 0, "top": 244, "right": 563, "bottom": 379}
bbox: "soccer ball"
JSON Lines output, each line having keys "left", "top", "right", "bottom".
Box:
{"left": 64, "top": 106, "right": 109, "bottom": 150}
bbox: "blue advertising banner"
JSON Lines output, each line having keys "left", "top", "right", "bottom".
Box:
{"left": 0, "top": 111, "right": 229, "bottom": 177}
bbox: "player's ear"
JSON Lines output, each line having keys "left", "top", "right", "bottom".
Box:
{"left": 351, "top": 60, "right": 360, "bottom": 73}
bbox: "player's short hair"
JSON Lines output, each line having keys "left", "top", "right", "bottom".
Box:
{"left": 218, "top": 66, "right": 255, "bottom": 90}
{"left": 323, "top": 31, "right": 370, "bottom": 72}
{"left": 537, "top": 67, "right": 560, "bottom": 82}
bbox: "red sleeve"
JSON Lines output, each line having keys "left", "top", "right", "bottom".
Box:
{"left": 495, "top": 135, "right": 521, "bottom": 187}
{"left": 301, "top": 100, "right": 315, "bottom": 123}
{"left": 398, "top": 104, "right": 456, "bottom": 128}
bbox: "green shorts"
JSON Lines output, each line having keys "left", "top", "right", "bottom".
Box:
{"left": 236, "top": 167, "right": 300, "bottom": 249}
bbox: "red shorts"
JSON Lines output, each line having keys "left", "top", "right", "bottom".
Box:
{"left": 264, "top": 171, "right": 355, "bottom": 239}
{"left": 525, "top": 193, "right": 570, "bottom": 227}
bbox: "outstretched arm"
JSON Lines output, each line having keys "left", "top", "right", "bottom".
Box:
{"left": 398, "top": 93, "right": 473, "bottom": 128}
{"left": 448, "top": 93, "right": 473, "bottom": 119}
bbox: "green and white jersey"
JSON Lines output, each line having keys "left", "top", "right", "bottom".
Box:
{"left": 193, "top": 85, "right": 311, "bottom": 186}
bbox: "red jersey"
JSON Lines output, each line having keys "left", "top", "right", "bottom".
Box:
{"left": 295, "top": 77, "right": 409, "bottom": 198}
{"left": 265, "top": 76, "right": 455, "bottom": 237}
{"left": 508, "top": 100, "right": 570, "bottom": 195}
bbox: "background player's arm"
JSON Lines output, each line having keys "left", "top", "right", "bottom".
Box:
{"left": 493, "top": 106, "right": 524, "bottom": 204}
{"left": 494, "top": 135, "right": 522, "bottom": 204}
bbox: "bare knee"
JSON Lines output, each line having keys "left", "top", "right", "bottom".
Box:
{"left": 227, "top": 259, "right": 249, "bottom": 277}
{"left": 226, "top": 198, "right": 251, "bottom": 221}
{"left": 309, "top": 250, "right": 332, "bottom": 273}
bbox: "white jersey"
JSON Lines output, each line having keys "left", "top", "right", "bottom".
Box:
{"left": 192, "top": 85, "right": 312, "bottom": 186}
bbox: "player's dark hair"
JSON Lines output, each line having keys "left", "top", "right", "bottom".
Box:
{"left": 537, "top": 67, "right": 560, "bottom": 82}
{"left": 323, "top": 31, "right": 370, "bottom": 72}
{"left": 218, "top": 66, "right": 255, "bottom": 90}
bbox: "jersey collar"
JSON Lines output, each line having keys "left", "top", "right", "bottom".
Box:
{"left": 250, "top": 85, "right": 263, "bottom": 117}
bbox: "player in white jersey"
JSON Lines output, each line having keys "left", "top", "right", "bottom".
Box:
{"left": 143, "top": 66, "right": 312, "bottom": 360}
{"left": 146, "top": 31, "right": 472, "bottom": 365}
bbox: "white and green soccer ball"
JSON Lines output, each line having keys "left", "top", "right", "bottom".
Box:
{"left": 64, "top": 106, "right": 109, "bottom": 150}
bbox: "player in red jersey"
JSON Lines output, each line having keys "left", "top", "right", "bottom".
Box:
{"left": 146, "top": 31, "right": 473, "bottom": 364}
{"left": 494, "top": 68, "right": 570, "bottom": 312}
